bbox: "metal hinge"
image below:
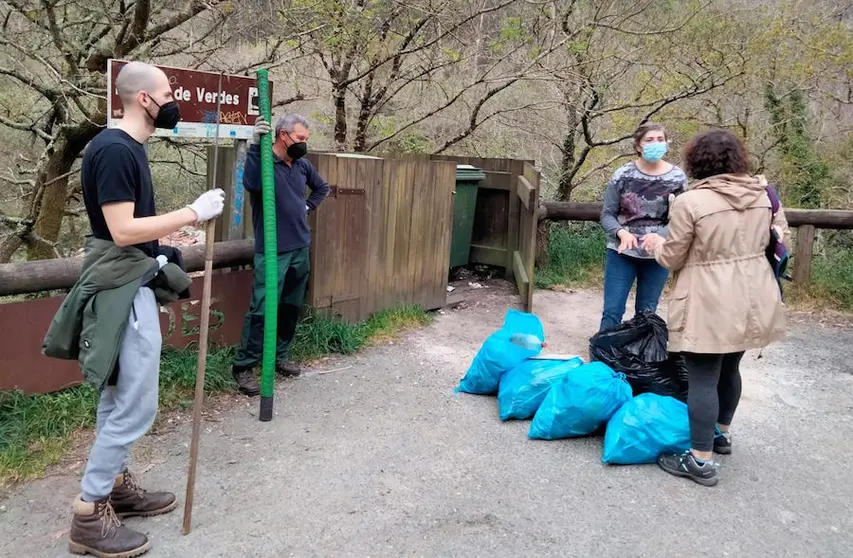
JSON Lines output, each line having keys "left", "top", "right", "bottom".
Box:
{"left": 328, "top": 185, "right": 365, "bottom": 198}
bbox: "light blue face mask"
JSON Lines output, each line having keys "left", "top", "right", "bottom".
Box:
{"left": 641, "top": 141, "right": 668, "bottom": 163}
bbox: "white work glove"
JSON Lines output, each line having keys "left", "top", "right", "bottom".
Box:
{"left": 252, "top": 117, "right": 271, "bottom": 144}
{"left": 187, "top": 188, "right": 225, "bottom": 223}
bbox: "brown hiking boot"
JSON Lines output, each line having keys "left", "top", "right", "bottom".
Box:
{"left": 110, "top": 470, "right": 177, "bottom": 518}
{"left": 276, "top": 361, "right": 301, "bottom": 378}
{"left": 68, "top": 495, "right": 150, "bottom": 558}
{"left": 233, "top": 366, "right": 260, "bottom": 396}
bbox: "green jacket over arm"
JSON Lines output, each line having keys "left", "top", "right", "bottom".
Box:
{"left": 42, "top": 237, "right": 192, "bottom": 390}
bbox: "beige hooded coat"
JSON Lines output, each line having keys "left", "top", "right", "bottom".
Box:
{"left": 653, "top": 173, "right": 789, "bottom": 354}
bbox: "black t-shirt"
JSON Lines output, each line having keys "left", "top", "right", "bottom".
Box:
{"left": 81, "top": 128, "right": 158, "bottom": 257}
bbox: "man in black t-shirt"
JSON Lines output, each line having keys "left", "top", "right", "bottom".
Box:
{"left": 81, "top": 127, "right": 160, "bottom": 257}
{"left": 68, "top": 61, "right": 225, "bottom": 558}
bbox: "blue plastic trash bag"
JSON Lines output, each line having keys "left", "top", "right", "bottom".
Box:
{"left": 528, "top": 362, "right": 633, "bottom": 440}
{"left": 601, "top": 392, "right": 691, "bottom": 465}
{"left": 455, "top": 309, "right": 545, "bottom": 395}
{"left": 497, "top": 357, "right": 584, "bottom": 421}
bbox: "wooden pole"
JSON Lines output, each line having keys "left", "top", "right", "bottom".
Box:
{"left": 793, "top": 224, "right": 816, "bottom": 284}
{"left": 181, "top": 218, "right": 215, "bottom": 535}
{"left": 538, "top": 201, "right": 853, "bottom": 229}
{"left": 182, "top": 71, "right": 224, "bottom": 535}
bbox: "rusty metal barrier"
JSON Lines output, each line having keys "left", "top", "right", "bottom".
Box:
{"left": 0, "top": 269, "right": 253, "bottom": 395}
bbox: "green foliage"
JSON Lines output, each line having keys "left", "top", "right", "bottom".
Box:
{"left": 0, "top": 347, "right": 233, "bottom": 487}
{"left": 442, "top": 48, "right": 462, "bottom": 63}
{"left": 499, "top": 17, "right": 525, "bottom": 42}
{"left": 800, "top": 233, "right": 853, "bottom": 311}
{"left": 536, "top": 224, "right": 853, "bottom": 313}
{"left": 535, "top": 223, "right": 606, "bottom": 289}
{"left": 764, "top": 86, "right": 832, "bottom": 209}
{"left": 389, "top": 134, "right": 432, "bottom": 154}
{"left": 289, "top": 305, "right": 432, "bottom": 362}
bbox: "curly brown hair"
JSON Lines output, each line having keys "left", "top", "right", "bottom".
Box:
{"left": 682, "top": 129, "right": 751, "bottom": 179}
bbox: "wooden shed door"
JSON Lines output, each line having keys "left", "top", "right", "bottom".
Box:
{"left": 514, "top": 162, "right": 540, "bottom": 313}
{"left": 307, "top": 154, "right": 377, "bottom": 322}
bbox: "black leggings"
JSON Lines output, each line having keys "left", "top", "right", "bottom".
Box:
{"left": 683, "top": 351, "right": 745, "bottom": 452}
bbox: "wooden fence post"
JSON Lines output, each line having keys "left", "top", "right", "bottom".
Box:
{"left": 208, "top": 145, "right": 233, "bottom": 242}
{"left": 228, "top": 140, "right": 248, "bottom": 240}
{"left": 208, "top": 142, "right": 250, "bottom": 242}
{"left": 793, "top": 224, "right": 816, "bottom": 284}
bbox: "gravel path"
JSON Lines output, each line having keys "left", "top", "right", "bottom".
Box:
{"left": 1, "top": 284, "right": 852, "bottom": 558}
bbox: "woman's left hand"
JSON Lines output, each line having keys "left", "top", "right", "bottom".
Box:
{"left": 772, "top": 225, "right": 784, "bottom": 239}
{"left": 641, "top": 232, "right": 665, "bottom": 252}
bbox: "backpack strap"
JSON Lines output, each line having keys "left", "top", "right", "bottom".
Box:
{"left": 765, "top": 184, "right": 780, "bottom": 216}
{"left": 755, "top": 174, "right": 780, "bottom": 216}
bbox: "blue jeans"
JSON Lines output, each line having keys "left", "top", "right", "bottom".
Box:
{"left": 599, "top": 249, "right": 669, "bottom": 332}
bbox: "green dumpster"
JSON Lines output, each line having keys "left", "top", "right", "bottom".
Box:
{"left": 450, "top": 164, "right": 485, "bottom": 268}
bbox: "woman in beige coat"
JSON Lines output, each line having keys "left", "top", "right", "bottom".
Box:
{"left": 641, "top": 129, "right": 789, "bottom": 487}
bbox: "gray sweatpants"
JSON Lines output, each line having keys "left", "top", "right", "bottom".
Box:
{"left": 81, "top": 287, "right": 161, "bottom": 501}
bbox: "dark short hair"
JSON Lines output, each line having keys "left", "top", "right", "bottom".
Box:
{"left": 682, "top": 129, "right": 750, "bottom": 179}
{"left": 632, "top": 123, "right": 667, "bottom": 153}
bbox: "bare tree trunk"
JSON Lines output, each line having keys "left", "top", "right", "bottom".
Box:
{"left": 353, "top": 106, "right": 371, "bottom": 152}
{"left": 28, "top": 150, "right": 74, "bottom": 260}
{"left": 557, "top": 101, "right": 580, "bottom": 202}
{"left": 25, "top": 122, "right": 101, "bottom": 261}
{"left": 540, "top": 90, "right": 582, "bottom": 268}
{"left": 474, "top": 10, "right": 488, "bottom": 72}
{"left": 557, "top": 140, "right": 576, "bottom": 202}
{"left": 353, "top": 73, "right": 376, "bottom": 152}
{"left": 535, "top": 218, "right": 550, "bottom": 269}
{"left": 333, "top": 83, "right": 348, "bottom": 151}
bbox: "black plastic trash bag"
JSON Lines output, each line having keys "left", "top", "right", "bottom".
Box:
{"left": 588, "top": 312, "right": 688, "bottom": 402}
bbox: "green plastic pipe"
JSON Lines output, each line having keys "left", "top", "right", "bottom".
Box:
{"left": 256, "top": 69, "right": 277, "bottom": 422}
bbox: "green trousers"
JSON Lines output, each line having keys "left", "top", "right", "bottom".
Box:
{"left": 232, "top": 247, "right": 310, "bottom": 370}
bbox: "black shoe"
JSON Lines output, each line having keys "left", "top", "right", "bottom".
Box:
{"left": 657, "top": 451, "right": 719, "bottom": 487}
{"left": 276, "top": 361, "right": 301, "bottom": 378}
{"left": 232, "top": 366, "right": 260, "bottom": 396}
{"left": 714, "top": 429, "right": 732, "bottom": 455}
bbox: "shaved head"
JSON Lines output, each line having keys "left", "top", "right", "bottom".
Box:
{"left": 112, "top": 61, "right": 177, "bottom": 139}
{"left": 116, "top": 61, "right": 170, "bottom": 105}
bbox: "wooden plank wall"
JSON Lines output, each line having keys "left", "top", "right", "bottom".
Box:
{"left": 307, "top": 155, "right": 370, "bottom": 322}
{"left": 429, "top": 155, "right": 533, "bottom": 276}
{"left": 305, "top": 154, "right": 456, "bottom": 322}
{"left": 222, "top": 147, "right": 536, "bottom": 319}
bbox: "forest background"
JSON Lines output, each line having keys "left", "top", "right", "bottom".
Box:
{"left": 1, "top": 0, "right": 851, "bottom": 307}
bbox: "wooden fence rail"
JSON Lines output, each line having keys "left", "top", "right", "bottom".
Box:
{"left": 539, "top": 201, "right": 853, "bottom": 284}
{"left": 0, "top": 239, "right": 255, "bottom": 297}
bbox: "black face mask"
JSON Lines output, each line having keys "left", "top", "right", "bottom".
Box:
{"left": 287, "top": 141, "right": 308, "bottom": 160}
{"left": 145, "top": 97, "right": 181, "bottom": 129}
{"left": 283, "top": 130, "right": 308, "bottom": 160}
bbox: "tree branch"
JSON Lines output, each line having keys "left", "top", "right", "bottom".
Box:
{"left": 0, "top": 113, "right": 54, "bottom": 142}
{"left": 40, "top": 0, "right": 79, "bottom": 75}
{"left": 433, "top": 80, "right": 524, "bottom": 153}
{"left": 339, "top": 0, "right": 520, "bottom": 88}
{"left": 273, "top": 92, "right": 309, "bottom": 108}
{"left": 574, "top": 152, "right": 633, "bottom": 188}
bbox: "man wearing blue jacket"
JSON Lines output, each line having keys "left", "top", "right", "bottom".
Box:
{"left": 232, "top": 114, "right": 329, "bottom": 395}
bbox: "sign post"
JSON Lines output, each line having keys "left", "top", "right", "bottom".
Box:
{"left": 229, "top": 140, "right": 249, "bottom": 240}
{"left": 107, "top": 59, "right": 274, "bottom": 140}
